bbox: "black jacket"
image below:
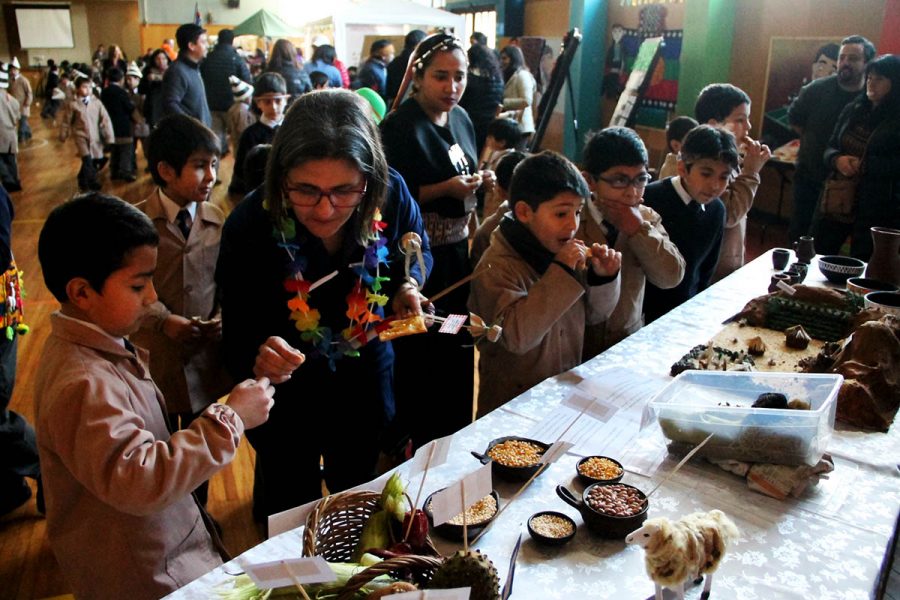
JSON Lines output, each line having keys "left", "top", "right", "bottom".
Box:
{"left": 100, "top": 83, "right": 135, "bottom": 138}
{"left": 200, "top": 44, "right": 252, "bottom": 112}
{"left": 265, "top": 63, "right": 311, "bottom": 101}
{"left": 824, "top": 99, "right": 900, "bottom": 224}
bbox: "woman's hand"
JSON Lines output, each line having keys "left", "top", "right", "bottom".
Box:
{"left": 835, "top": 155, "right": 861, "bottom": 177}
{"left": 589, "top": 243, "right": 622, "bottom": 277}
{"left": 253, "top": 336, "right": 305, "bottom": 384}
{"left": 445, "top": 174, "right": 482, "bottom": 200}
{"left": 391, "top": 282, "right": 426, "bottom": 318}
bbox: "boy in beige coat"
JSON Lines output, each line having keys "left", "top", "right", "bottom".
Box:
{"left": 8, "top": 58, "right": 31, "bottom": 144}
{"left": 579, "top": 127, "right": 685, "bottom": 356}
{"left": 34, "top": 193, "right": 274, "bottom": 600}
{"left": 130, "top": 114, "right": 228, "bottom": 506}
{"left": 469, "top": 151, "right": 621, "bottom": 415}
{"left": 0, "top": 63, "right": 21, "bottom": 192}
{"left": 59, "top": 75, "right": 114, "bottom": 191}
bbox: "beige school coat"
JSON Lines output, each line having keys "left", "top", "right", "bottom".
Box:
{"left": 59, "top": 96, "right": 114, "bottom": 158}
{"left": 34, "top": 313, "right": 243, "bottom": 600}
{"left": 131, "top": 190, "right": 232, "bottom": 415}
{"left": 578, "top": 203, "right": 685, "bottom": 356}
{"left": 0, "top": 92, "right": 20, "bottom": 154}
{"left": 10, "top": 75, "right": 32, "bottom": 117}
{"left": 469, "top": 227, "right": 620, "bottom": 416}
{"left": 714, "top": 167, "right": 761, "bottom": 281}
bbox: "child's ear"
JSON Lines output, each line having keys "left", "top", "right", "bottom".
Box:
{"left": 676, "top": 159, "right": 689, "bottom": 179}
{"left": 65, "top": 277, "right": 97, "bottom": 309}
{"left": 513, "top": 200, "right": 533, "bottom": 223}
{"left": 581, "top": 170, "right": 596, "bottom": 188}
{"left": 157, "top": 161, "right": 176, "bottom": 185}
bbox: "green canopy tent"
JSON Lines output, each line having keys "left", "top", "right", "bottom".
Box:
{"left": 232, "top": 9, "right": 301, "bottom": 38}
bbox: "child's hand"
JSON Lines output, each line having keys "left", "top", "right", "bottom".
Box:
{"left": 162, "top": 314, "right": 200, "bottom": 342}
{"left": 555, "top": 238, "right": 588, "bottom": 271}
{"left": 741, "top": 137, "right": 771, "bottom": 176}
{"left": 446, "top": 174, "right": 482, "bottom": 200}
{"left": 599, "top": 197, "right": 644, "bottom": 237}
{"left": 479, "top": 169, "right": 496, "bottom": 195}
{"left": 589, "top": 243, "right": 622, "bottom": 277}
{"left": 253, "top": 336, "right": 305, "bottom": 384}
{"left": 392, "top": 282, "right": 425, "bottom": 318}
{"left": 225, "top": 377, "right": 275, "bottom": 430}
{"left": 195, "top": 317, "right": 222, "bottom": 340}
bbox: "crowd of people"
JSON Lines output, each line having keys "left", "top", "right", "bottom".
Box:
{"left": 0, "top": 21, "right": 896, "bottom": 600}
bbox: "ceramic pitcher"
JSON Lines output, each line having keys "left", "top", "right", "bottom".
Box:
{"left": 865, "top": 227, "right": 900, "bottom": 286}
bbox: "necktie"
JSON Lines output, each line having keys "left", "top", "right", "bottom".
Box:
{"left": 688, "top": 200, "right": 702, "bottom": 214}
{"left": 123, "top": 338, "right": 137, "bottom": 356}
{"left": 176, "top": 209, "right": 192, "bottom": 240}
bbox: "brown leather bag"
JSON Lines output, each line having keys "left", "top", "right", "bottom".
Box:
{"left": 820, "top": 175, "right": 858, "bottom": 222}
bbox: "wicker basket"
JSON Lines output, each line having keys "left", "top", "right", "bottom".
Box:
{"left": 302, "top": 489, "right": 443, "bottom": 600}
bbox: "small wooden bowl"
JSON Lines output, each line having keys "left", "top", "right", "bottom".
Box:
{"left": 576, "top": 456, "right": 624, "bottom": 486}
{"left": 423, "top": 489, "right": 500, "bottom": 541}
{"left": 527, "top": 511, "right": 577, "bottom": 546}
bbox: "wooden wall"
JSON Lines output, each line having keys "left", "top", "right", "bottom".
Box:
{"left": 730, "top": 0, "right": 885, "bottom": 137}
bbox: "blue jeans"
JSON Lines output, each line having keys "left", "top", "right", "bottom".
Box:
{"left": 0, "top": 337, "right": 40, "bottom": 492}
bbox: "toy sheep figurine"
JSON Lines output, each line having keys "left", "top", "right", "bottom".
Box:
{"left": 625, "top": 509, "right": 739, "bottom": 600}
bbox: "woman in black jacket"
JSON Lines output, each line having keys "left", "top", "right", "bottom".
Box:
{"left": 459, "top": 43, "right": 505, "bottom": 157}
{"left": 264, "top": 39, "right": 311, "bottom": 102}
{"left": 814, "top": 54, "right": 900, "bottom": 260}
{"left": 139, "top": 49, "right": 169, "bottom": 128}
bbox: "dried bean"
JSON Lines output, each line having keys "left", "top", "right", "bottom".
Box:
{"left": 586, "top": 484, "right": 647, "bottom": 517}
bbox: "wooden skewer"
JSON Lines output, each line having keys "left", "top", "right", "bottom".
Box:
{"left": 404, "top": 441, "right": 437, "bottom": 541}
{"left": 284, "top": 561, "right": 312, "bottom": 600}
{"left": 461, "top": 480, "right": 469, "bottom": 554}
{"left": 646, "top": 433, "right": 715, "bottom": 498}
{"left": 428, "top": 264, "right": 491, "bottom": 304}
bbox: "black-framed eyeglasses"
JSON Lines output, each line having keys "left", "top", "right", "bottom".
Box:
{"left": 596, "top": 173, "right": 652, "bottom": 189}
{"left": 284, "top": 181, "right": 368, "bottom": 208}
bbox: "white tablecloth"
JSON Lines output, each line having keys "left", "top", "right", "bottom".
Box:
{"left": 168, "top": 251, "right": 900, "bottom": 600}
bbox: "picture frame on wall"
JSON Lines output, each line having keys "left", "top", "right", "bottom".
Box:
{"left": 760, "top": 36, "right": 843, "bottom": 151}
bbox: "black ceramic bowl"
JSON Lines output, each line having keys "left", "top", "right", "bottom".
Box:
{"left": 576, "top": 456, "right": 625, "bottom": 486}
{"left": 527, "top": 511, "right": 577, "bottom": 546}
{"left": 556, "top": 482, "right": 649, "bottom": 539}
{"left": 423, "top": 489, "right": 500, "bottom": 541}
{"left": 818, "top": 255, "right": 866, "bottom": 284}
{"left": 474, "top": 436, "right": 550, "bottom": 482}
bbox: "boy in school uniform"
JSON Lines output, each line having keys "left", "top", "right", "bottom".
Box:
{"left": 469, "top": 151, "right": 622, "bottom": 415}
{"left": 228, "top": 72, "right": 287, "bottom": 195}
{"left": 226, "top": 75, "right": 256, "bottom": 157}
{"left": 60, "top": 76, "right": 114, "bottom": 191}
{"left": 642, "top": 125, "right": 738, "bottom": 323}
{"left": 694, "top": 83, "right": 771, "bottom": 280}
{"left": 100, "top": 67, "right": 137, "bottom": 181}
{"left": 9, "top": 58, "right": 32, "bottom": 144}
{"left": 579, "top": 127, "right": 686, "bottom": 356}
{"left": 471, "top": 149, "right": 528, "bottom": 268}
{"left": 479, "top": 117, "right": 523, "bottom": 218}
{"left": 130, "top": 114, "right": 230, "bottom": 506}
{"left": 33, "top": 193, "right": 275, "bottom": 600}
{"left": 658, "top": 116, "right": 698, "bottom": 179}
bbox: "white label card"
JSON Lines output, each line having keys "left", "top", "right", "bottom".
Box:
{"left": 776, "top": 280, "right": 797, "bottom": 295}
{"left": 439, "top": 314, "right": 468, "bottom": 334}
{"left": 406, "top": 436, "right": 452, "bottom": 477}
{"left": 390, "top": 588, "right": 471, "bottom": 600}
{"left": 541, "top": 440, "right": 574, "bottom": 465}
{"left": 429, "top": 463, "right": 493, "bottom": 526}
{"left": 244, "top": 556, "right": 335, "bottom": 589}
{"left": 561, "top": 391, "right": 620, "bottom": 422}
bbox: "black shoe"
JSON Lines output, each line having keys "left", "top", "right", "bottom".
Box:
{"left": 88, "top": 181, "right": 103, "bottom": 191}
{"left": 35, "top": 476, "right": 45, "bottom": 515}
{"left": 123, "top": 173, "right": 137, "bottom": 182}
{"left": 0, "top": 479, "right": 32, "bottom": 517}
{"left": 96, "top": 157, "right": 109, "bottom": 171}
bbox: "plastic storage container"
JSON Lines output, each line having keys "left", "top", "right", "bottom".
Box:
{"left": 648, "top": 371, "right": 843, "bottom": 466}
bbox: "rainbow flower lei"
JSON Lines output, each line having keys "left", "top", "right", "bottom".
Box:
{"left": 275, "top": 209, "right": 390, "bottom": 368}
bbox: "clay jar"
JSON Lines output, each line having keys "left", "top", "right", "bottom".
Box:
{"left": 865, "top": 227, "right": 900, "bottom": 286}
{"left": 769, "top": 273, "right": 792, "bottom": 293}
{"left": 793, "top": 236, "right": 816, "bottom": 264}
{"left": 772, "top": 248, "right": 791, "bottom": 270}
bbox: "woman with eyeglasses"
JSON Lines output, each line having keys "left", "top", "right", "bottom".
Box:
{"left": 380, "top": 33, "right": 489, "bottom": 452}
{"left": 578, "top": 127, "right": 685, "bottom": 358}
{"left": 215, "top": 89, "right": 432, "bottom": 523}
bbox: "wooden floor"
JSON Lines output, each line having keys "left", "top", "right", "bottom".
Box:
{"left": 0, "top": 113, "right": 263, "bottom": 600}
{"left": 1, "top": 112, "right": 895, "bottom": 600}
